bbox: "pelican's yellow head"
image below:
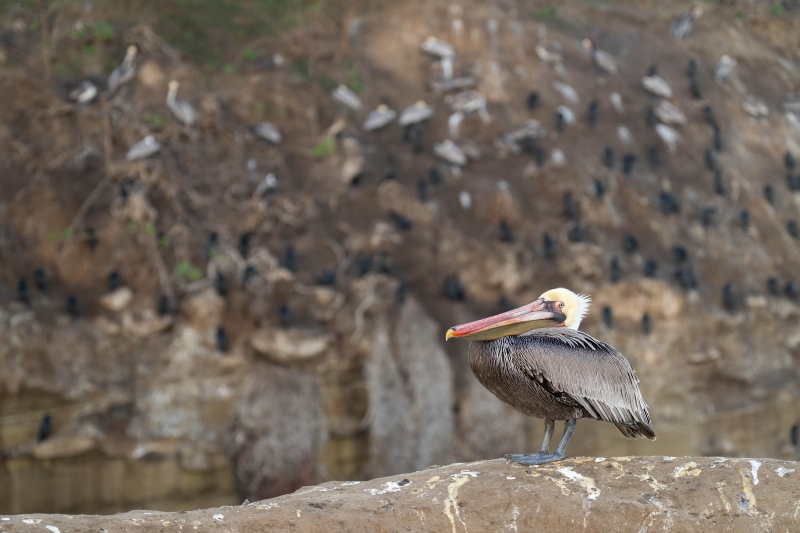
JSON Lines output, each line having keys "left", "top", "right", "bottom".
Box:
{"left": 538, "top": 287, "right": 591, "bottom": 330}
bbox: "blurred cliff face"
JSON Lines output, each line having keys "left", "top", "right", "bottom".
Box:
{"left": 1, "top": 0, "right": 799, "bottom": 515}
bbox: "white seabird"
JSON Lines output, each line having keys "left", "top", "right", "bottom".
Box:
{"left": 671, "top": 6, "right": 703, "bottom": 40}
{"left": 714, "top": 55, "right": 737, "bottom": 84}
{"left": 655, "top": 124, "right": 680, "bottom": 154}
{"left": 655, "top": 100, "right": 686, "bottom": 125}
{"left": 445, "top": 90, "right": 490, "bottom": 123}
{"left": 69, "top": 80, "right": 98, "bottom": 104}
{"left": 434, "top": 140, "right": 467, "bottom": 166}
{"left": 553, "top": 82, "right": 580, "bottom": 105}
{"left": 582, "top": 38, "right": 617, "bottom": 74}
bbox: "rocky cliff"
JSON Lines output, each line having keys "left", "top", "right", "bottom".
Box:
{"left": 2, "top": 457, "right": 799, "bottom": 531}
{"left": 1, "top": 0, "right": 800, "bottom": 515}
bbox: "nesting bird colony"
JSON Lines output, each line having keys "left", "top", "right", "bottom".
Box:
{"left": 5, "top": 3, "right": 800, "bottom": 359}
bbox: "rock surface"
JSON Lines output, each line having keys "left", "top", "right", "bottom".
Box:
{"left": 1, "top": 457, "right": 798, "bottom": 532}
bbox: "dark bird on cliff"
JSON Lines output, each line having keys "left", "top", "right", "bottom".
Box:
{"left": 642, "top": 313, "right": 652, "bottom": 335}
{"left": 215, "top": 326, "right": 229, "bottom": 353}
{"left": 722, "top": 282, "right": 737, "bottom": 312}
{"left": 764, "top": 185, "right": 775, "bottom": 205}
{"left": 701, "top": 207, "right": 716, "bottom": 228}
{"left": 446, "top": 288, "right": 654, "bottom": 465}
{"left": 587, "top": 100, "right": 599, "bottom": 126}
{"left": 786, "top": 151, "right": 796, "bottom": 170}
{"left": 622, "top": 154, "right": 637, "bottom": 176}
{"left": 34, "top": 268, "right": 48, "bottom": 292}
{"left": 645, "top": 106, "right": 657, "bottom": 128}
{"left": 672, "top": 245, "right": 688, "bottom": 264}
{"left": 66, "top": 295, "right": 79, "bottom": 319}
{"left": 382, "top": 155, "right": 397, "bottom": 181}
{"left": 107, "top": 271, "right": 121, "bottom": 293}
{"left": 647, "top": 146, "right": 662, "bottom": 168}
{"left": 689, "top": 77, "right": 702, "bottom": 100}
{"left": 646, "top": 64, "right": 658, "bottom": 77}
{"left": 407, "top": 122, "right": 425, "bottom": 154}
{"left": 38, "top": 414, "right": 52, "bottom": 442}
{"left": 389, "top": 211, "right": 413, "bottom": 232}
{"left": 659, "top": 192, "right": 680, "bottom": 215}
{"left": 206, "top": 232, "right": 219, "bottom": 260}
{"left": 395, "top": 282, "right": 408, "bottom": 305}
{"left": 791, "top": 424, "right": 798, "bottom": 447}
{"left": 643, "top": 258, "right": 658, "bottom": 278}
{"left": 317, "top": 268, "right": 336, "bottom": 286}
{"left": 17, "top": 278, "right": 30, "bottom": 305}
{"left": 582, "top": 38, "right": 618, "bottom": 75}
{"left": 499, "top": 220, "right": 515, "bottom": 243}
{"left": 712, "top": 127, "right": 723, "bottom": 152}
{"left": 242, "top": 265, "right": 258, "bottom": 286}
{"left": 787, "top": 173, "right": 800, "bottom": 192}
{"left": 563, "top": 192, "right": 578, "bottom": 221}
{"left": 740, "top": 210, "right": 751, "bottom": 230}
{"left": 533, "top": 146, "right": 547, "bottom": 167}
{"left": 703, "top": 105, "right": 718, "bottom": 129}
{"left": 358, "top": 256, "right": 374, "bottom": 276}
{"left": 594, "top": 179, "right": 606, "bottom": 199}
{"left": 526, "top": 91, "right": 540, "bottom": 110}
{"left": 443, "top": 274, "right": 466, "bottom": 301}
{"left": 767, "top": 277, "right": 781, "bottom": 296}
{"left": 158, "top": 295, "right": 171, "bottom": 317}
{"left": 84, "top": 227, "right": 99, "bottom": 250}
{"left": 687, "top": 58, "right": 698, "bottom": 78}
{"left": 603, "top": 147, "right": 615, "bottom": 169}
{"left": 215, "top": 272, "right": 228, "bottom": 298}
{"left": 622, "top": 233, "right": 639, "bottom": 254}
{"left": 602, "top": 305, "right": 613, "bottom": 329}
{"left": 417, "top": 179, "right": 428, "bottom": 203}
{"left": 279, "top": 304, "right": 292, "bottom": 328}
{"left": 704, "top": 148, "right": 717, "bottom": 171}
{"left": 429, "top": 166, "right": 443, "bottom": 187}
{"left": 786, "top": 280, "right": 800, "bottom": 301}
{"left": 671, "top": 5, "right": 703, "bottom": 40}
{"left": 543, "top": 233, "right": 556, "bottom": 260}
{"left": 787, "top": 220, "right": 799, "bottom": 239}
{"left": 284, "top": 245, "right": 297, "bottom": 272}
{"left": 567, "top": 223, "right": 583, "bottom": 243}
{"left": 238, "top": 232, "right": 252, "bottom": 258}
{"left": 675, "top": 267, "right": 698, "bottom": 290}
{"left": 713, "top": 170, "right": 726, "bottom": 196}
{"left": 610, "top": 256, "right": 621, "bottom": 283}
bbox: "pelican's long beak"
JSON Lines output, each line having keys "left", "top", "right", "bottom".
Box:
{"left": 445, "top": 298, "right": 566, "bottom": 341}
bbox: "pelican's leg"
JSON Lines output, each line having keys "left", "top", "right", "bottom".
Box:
{"left": 505, "top": 418, "right": 576, "bottom": 466}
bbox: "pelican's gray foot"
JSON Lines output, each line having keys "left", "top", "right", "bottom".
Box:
{"left": 504, "top": 452, "right": 565, "bottom": 465}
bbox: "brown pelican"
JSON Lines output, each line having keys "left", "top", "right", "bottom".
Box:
{"left": 108, "top": 45, "right": 138, "bottom": 93}
{"left": 363, "top": 104, "right": 396, "bottom": 131}
{"left": 655, "top": 100, "right": 686, "bottom": 125}
{"left": 69, "top": 80, "right": 98, "bottom": 104}
{"left": 166, "top": 80, "right": 196, "bottom": 126}
{"left": 581, "top": 38, "right": 617, "bottom": 75}
{"left": 642, "top": 75, "right": 673, "bottom": 98}
{"left": 671, "top": 6, "right": 703, "bottom": 40}
{"left": 655, "top": 123, "right": 680, "bottom": 154}
{"left": 446, "top": 288, "right": 654, "bottom": 465}
{"left": 714, "top": 55, "right": 737, "bottom": 84}
{"left": 125, "top": 135, "right": 162, "bottom": 161}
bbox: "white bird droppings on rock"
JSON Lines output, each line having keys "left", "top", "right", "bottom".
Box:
{"left": 775, "top": 466, "right": 794, "bottom": 478}
{"left": 341, "top": 481, "right": 361, "bottom": 486}
{"left": 595, "top": 457, "right": 606, "bottom": 462}
{"left": 363, "top": 480, "right": 412, "bottom": 495}
{"left": 45, "top": 526, "right": 61, "bottom": 533}
{"left": 557, "top": 466, "right": 600, "bottom": 501}
{"left": 663, "top": 456, "right": 676, "bottom": 461}
{"left": 749, "top": 460, "right": 761, "bottom": 485}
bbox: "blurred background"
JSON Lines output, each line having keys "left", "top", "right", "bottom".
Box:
{"left": 1, "top": 0, "right": 799, "bottom": 516}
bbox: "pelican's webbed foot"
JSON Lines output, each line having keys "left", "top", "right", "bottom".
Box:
{"left": 505, "top": 452, "right": 564, "bottom": 465}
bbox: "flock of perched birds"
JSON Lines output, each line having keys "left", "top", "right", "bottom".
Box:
{"left": 11, "top": 3, "right": 800, "bottom": 384}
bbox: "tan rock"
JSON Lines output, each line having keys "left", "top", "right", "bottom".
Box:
{"left": 33, "top": 434, "right": 96, "bottom": 459}
{"left": 99, "top": 287, "right": 134, "bottom": 312}
{"left": 251, "top": 329, "right": 330, "bottom": 365}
